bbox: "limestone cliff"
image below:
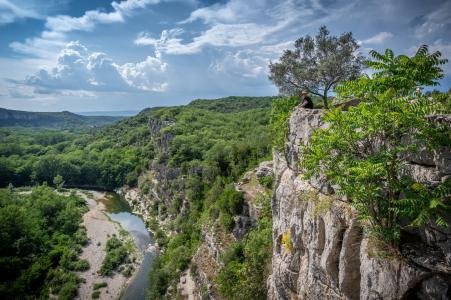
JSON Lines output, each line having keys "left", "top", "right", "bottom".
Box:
{"left": 268, "top": 108, "right": 451, "bottom": 300}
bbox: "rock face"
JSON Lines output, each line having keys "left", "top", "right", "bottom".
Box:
{"left": 268, "top": 108, "right": 451, "bottom": 300}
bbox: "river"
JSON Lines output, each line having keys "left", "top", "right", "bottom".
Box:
{"left": 100, "top": 192, "right": 155, "bottom": 300}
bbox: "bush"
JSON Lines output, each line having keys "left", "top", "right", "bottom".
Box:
{"left": 72, "top": 259, "right": 90, "bottom": 271}
{"left": 93, "top": 282, "right": 107, "bottom": 290}
{"left": 216, "top": 196, "right": 272, "bottom": 299}
{"left": 99, "top": 236, "right": 128, "bottom": 276}
{"left": 122, "top": 265, "right": 134, "bottom": 277}
{"left": 258, "top": 175, "right": 274, "bottom": 189}
{"left": 269, "top": 97, "right": 299, "bottom": 152}
{"left": 220, "top": 212, "right": 235, "bottom": 232}
{"left": 58, "top": 282, "right": 78, "bottom": 300}
{"left": 91, "top": 290, "right": 101, "bottom": 299}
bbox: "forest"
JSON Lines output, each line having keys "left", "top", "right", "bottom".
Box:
{"left": 0, "top": 186, "right": 89, "bottom": 299}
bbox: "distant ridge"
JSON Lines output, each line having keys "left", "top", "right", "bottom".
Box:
{"left": 77, "top": 110, "right": 139, "bottom": 117}
{"left": 0, "top": 108, "right": 124, "bottom": 129}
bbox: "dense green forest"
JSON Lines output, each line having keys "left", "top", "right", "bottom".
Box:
{"left": 0, "top": 96, "right": 277, "bottom": 190}
{"left": 0, "top": 186, "right": 89, "bottom": 299}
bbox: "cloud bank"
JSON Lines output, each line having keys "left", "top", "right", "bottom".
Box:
{"left": 24, "top": 41, "right": 167, "bottom": 93}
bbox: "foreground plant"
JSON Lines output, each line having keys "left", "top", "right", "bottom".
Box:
{"left": 302, "top": 45, "right": 450, "bottom": 246}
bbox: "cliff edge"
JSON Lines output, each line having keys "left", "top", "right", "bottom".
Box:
{"left": 268, "top": 107, "right": 451, "bottom": 300}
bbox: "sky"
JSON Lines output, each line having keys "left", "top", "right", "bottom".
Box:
{"left": 0, "top": 0, "right": 450, "bottom": 112}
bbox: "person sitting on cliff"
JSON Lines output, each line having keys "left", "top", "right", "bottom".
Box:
{"left": 298, "top": 90, "right": 314, "bottom": 109}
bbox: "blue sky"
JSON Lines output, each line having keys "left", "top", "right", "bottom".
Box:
{"left": 0, "top": 0, "right": 450, "bottom": 112}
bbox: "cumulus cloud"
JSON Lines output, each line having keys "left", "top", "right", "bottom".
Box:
{"left": 118, "top": 54, "right": 168, "bottom": 91}
{"left": 210, "top": 50, "right": 268, "bottom": 78}
{"left": 24, "top": 41, "right": 167, "bottom": 93}
{"left": 359, "top": 32, "right": 394, "bottom": 45}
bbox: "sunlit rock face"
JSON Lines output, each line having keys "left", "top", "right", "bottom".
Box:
{"left": 268, "top": 107, "right": 451, "bottom": 300}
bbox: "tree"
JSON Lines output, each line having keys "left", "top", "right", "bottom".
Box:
{"left": 302, "top": 46, "right": 450, "bottom": 247}
{"left": 269, "top": 26, "right": 364, "bottom": 108}
{"left": 53, "top": 174, "right": 65, "bottom": 190}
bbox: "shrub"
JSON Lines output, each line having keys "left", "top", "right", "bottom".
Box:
{"left": 91, "top": 290, "right": 101, "bottom": 299}
{"left": 269, "top": 96, "right": 299, "bottom": 152}
{"left": 72, "top": 259, "right": 90, "bottom": 271}
{"left": 258, "top": 175, "right": 274, "bottom": 189}
{"left": 122, "top": 265, "right": 134, "bottom": 277}
{"left": 100, "top": 236, "right": 128, "bottom": 276}
{"left": 220, "top": 212, "right": 235, "bottom": 232}
{"left": 93, "top": 282, "right": 107, "bottom": 290}
{"left": 58, "top": 282, "right": 78, "bottom": 300}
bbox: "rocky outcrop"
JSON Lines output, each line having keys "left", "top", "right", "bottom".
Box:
{"left": 234, "top": 161, "right": 274, "bottom": 239}
{"left": 268, "top": 108, "right": 451, "bottom": 300}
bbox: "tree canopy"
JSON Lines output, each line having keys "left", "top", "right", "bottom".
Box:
{"left": 269, "top": 26, "right": 364, "bottom": 108}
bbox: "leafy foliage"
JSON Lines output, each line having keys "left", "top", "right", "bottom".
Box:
{"left": 99, "top": 235, "right": 129, "bottom": 276}
{"left": 302, "top": 46, "right": 450, "bottom": 246}
{"left": 336, "top": 45, "right": 449, "bottom": 98}
{"left": 144, "top": 98, "right": 274, "bottom": 299}
{"left": 269, "top": 96, "right": 300, "bottom": 151}
{"left": 269, "top": 26, "right": 364, "bottom": 108}
{"left": 216, "top": 192, "right": 272, "bottom": 299}
{"left": 0, "top": 186, "right": 88, "bottom": 299}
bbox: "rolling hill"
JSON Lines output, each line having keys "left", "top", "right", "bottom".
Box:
{"left": 0, "top": 108, "right": 124, "bottom": 128}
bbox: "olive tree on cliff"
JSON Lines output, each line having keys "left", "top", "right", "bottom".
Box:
{"left": 268, "top": 26, "right": 364, "bottom": 108}
{"left": 302, "top": 45, "right": 450, "bottom": 247}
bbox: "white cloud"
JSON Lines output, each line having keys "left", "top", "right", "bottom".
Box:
{"left": 23, "top": 41, "right": 167, "bottom": 93}
{"left": 136, "top": 22, "right": 282, "bottom": 54}
{"left": 119, "top": 54, "right": 168, "bottom": 91}
{"left": 45, "top": 0, "right": 160, "bottom": 33}
{"left": 9, "top": 0, "right": 161, "bottom": 59}
{"left": 260, "top": 40, "right": 294, "bottom": 55}
{"left": 0, "top": 0, "right": 40, "bottom": 24}
{"left": 359, "top": 32, "right": 394, "bottom": 45}
{"left": 10, "top": 32, "right": 67, "bottom": 58}
{"left": 136, "top": 0, "right": 356, "bottom": 56}
{"left": 210, "top": 50, "right": 268, "bottom": 78}
{"left": 180, "top": 0, "right": 267, "bottom": 24}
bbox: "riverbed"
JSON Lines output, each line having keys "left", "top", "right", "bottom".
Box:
{"left": 77, "top": 191, "right": 154, "bottom": 300}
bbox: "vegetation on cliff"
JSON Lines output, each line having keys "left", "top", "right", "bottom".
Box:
{"left": 216, "top": 192, "right": 273, "bottom": 299}
{"left": 302, "top": 45, "right": 451, "bottom": 246}
{"left": 144, "top": 98, "right": 274, "bottom": 299}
